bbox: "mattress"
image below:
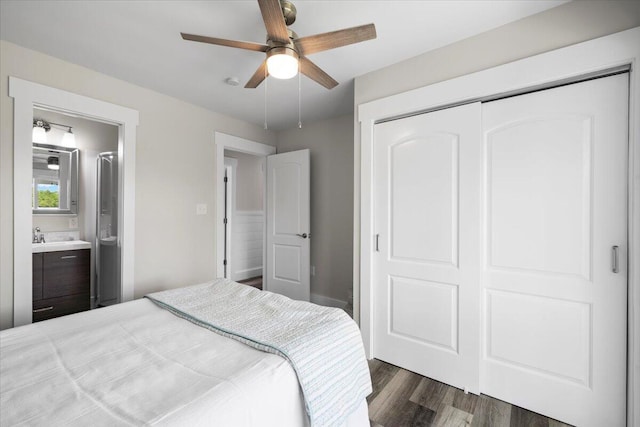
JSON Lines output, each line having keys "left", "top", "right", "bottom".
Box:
{"left": 0, "top": 297, "right": 370, "bottom": 426}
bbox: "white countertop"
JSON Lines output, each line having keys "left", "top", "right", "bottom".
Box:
{"left": 32, "top": 240, "right": 92, "bottom": 253}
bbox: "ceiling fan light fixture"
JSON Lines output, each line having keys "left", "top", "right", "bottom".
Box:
{"left": 266, "top": 47, "right": 299, "bottom": 80}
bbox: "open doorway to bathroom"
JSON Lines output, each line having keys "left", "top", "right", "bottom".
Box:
{"left": 32, "top": 108, "right": 120, "bottom": 315}
{"left": 223, "top": 150, "right": 265, "bottom": 290}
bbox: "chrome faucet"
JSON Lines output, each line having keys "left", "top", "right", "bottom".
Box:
{"left": 32, "top": 227, "right": 45, "bottom": 243}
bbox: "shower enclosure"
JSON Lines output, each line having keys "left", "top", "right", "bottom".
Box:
{"left": 96, "top": 151, "right": 120, "bottom": 306}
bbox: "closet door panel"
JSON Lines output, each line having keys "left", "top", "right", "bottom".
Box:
{"left": 373, "top": 102, "right": 482, "bottom": 393}
{"left": 481, "top": 74, "right": 628, "bottom": 427}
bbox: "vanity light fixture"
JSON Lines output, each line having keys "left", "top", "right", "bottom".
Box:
{"left": 32, "top": 118, "right": 76, "bottom": 147}
{"left": 47, "top": 156, "right": 60, "bottom": 170}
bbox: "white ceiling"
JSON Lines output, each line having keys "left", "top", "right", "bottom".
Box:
{"left": 0, "top": 1, "right": 566, "bottom": 130}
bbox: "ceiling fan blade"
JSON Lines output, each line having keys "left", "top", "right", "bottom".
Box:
{"left": 245, "top": 60, "right": 269, "bottom": 88}
{"left": 258, "top": 0, "right": 290, "bottom": 44}
{"left": 181, "top": 33, "right": 268, "bottom": 52}
{"left": 295, "top": 23, "right": 376, "bottom": 56}
{"left": 299, "top": 57, "right": 338, "bottom": 90}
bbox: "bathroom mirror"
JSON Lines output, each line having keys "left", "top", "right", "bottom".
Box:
{"left": 32, "top": 143, "right": 79, "bottom": 215}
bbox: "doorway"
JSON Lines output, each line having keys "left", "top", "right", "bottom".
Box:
{"left": 223, "top": 151, "right": 266, "bottom": 289}
{"left": 10, "top": 77, "right": 138, "bottom": 327}
{"left": 31, "top": 109, "right": 120, "bottom": 310}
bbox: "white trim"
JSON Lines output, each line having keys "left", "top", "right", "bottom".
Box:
{"left": 357, "top": 27, "right": 640, "bottom": 426}
{"left": 9, "top": 77, "right": 139, "bottom": 327}
{"left": 215, "top": 132, "right": 275, "bottom": 280}
{"left": 310, "top": 293, "right": 346, "bottom": 309}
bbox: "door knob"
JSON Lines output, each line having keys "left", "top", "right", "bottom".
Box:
{"left": 296, "top": 233, "right": 308, "bottom": 239}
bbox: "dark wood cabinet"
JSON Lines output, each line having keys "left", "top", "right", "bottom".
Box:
{"left": 32, "top": 249, "right": 90, "bottom": 322}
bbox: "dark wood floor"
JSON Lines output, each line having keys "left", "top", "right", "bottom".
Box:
{"left": 368, "top": 359, "right": 572, "bottom": 427}
{"left": 238, "top": 276, "right": 262, "bottom": 290}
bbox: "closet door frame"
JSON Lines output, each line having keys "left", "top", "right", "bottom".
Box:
{"left": 358, "top": 26, "right": 640, "bottom": 426}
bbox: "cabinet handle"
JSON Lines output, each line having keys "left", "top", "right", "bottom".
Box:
{"left": 33, "top": 306, "right": 53, "bottom": 313}
{"left": 60, "top": 255, "right": 77, "bottom": 260}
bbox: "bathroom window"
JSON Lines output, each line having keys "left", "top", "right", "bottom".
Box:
{"left": 33, "top": 178, "right": 60, "bottom": 209}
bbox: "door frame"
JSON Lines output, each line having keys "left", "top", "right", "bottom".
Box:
{"left": 223, "top": 157, "right": 237, "bottom": 279}
{"left": 215, "top": 132, "right": 275, "bottom": 280}
{"left": 358, "top": 27, "right": 640, "bottom": 425}
{"left": 9, "top": 77, "right": 139, "bottom": 327}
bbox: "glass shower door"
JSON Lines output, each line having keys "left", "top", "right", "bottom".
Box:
{"left": 96, "top": 151, "right": 120, "bottom": 306}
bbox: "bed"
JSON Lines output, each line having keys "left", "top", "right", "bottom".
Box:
{"left": 0, "top": 279, "right": 371, "bottom": 426}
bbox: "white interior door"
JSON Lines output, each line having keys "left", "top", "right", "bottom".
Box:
{"left": 481, "top": 74, "right": 628, "bottom": 427}
{"left": 265, "top": 149, "right": 310, "bottom": 301}
{"left": 373, "top": 103, "right": 482, "bottom": 393}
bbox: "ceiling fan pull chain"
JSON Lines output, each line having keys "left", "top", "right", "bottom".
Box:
{"left": 264, "top": 66, "right": 268, "bottom": 130}
{"left": 298, "top": 63, "right": 302, "bottom": 129}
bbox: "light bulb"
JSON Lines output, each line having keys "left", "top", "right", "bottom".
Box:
{"left": 266, "top": 50, "right": 298, "bottom": 80}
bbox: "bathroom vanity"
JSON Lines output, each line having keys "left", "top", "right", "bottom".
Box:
{"left": 32, "top": 241, "right": 91, "bottom": 322}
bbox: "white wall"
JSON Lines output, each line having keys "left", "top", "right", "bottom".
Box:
{"left": 352, "top": 0, "right": 640, "bottom": 323}
{"left": 277, "top": 115, "right": 354, "bottom": 303}
{"left": 225, "top": 150, "right": 264, "bottom": 211}
{"left": 0, "top": 40, "right": 276, "bottom": 330}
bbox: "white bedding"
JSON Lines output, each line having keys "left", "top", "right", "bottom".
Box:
{"left": 0, "top": 298, "right": 369, "bottom": 426}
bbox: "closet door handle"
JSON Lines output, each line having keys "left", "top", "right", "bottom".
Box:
{"left": 296, "top": 233, "right": 308, "bottom": 239}
{"left": 375, "top": 234, "right": 380, "bottom": 252}
{"left": 611, "top": 246, "right": 619, "bottom": 273}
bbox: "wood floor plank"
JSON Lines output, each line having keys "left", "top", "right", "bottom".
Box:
{"left": 368, "top": 359, "right": 401, "bottom": 403}
{"left": 510, "top": 405, "right": 549, "bottom": 427}
{"left": 431, "top": 404, "right": 473, "bottom": 427}
{"left": 368, "top": 359, "right": 575, "bottom": 427}
{"left": 409, "top": 376, "right": 451, "bottom": 411}
{"left": 452, "top": 388, "right": 479, "bottom": 414}
{"left": 388, "top": 400, "right": 436, "bottom": 427}
{"left": 369, "top": 368, "right": 423, "bottom": 425}
{"left": 469, "top": 395, "right": 511, "bottom": 427}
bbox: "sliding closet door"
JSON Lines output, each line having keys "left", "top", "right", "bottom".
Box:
{"left": 373, "top": 103, "right": 482, "bottom": 393}
{"left": 481, "top": 74, "right": 628, "bottom": 427}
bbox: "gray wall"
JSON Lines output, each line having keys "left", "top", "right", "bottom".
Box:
{"left": 352, "top": 1, "right": 640, "bottom": 322}
{"left": 225, "top": 150, "right": 264, "bottom": 212}
{"left": 277, "top": 115, "right": 354, "bottom": 303}
{"left": 0, "top": 40, "right": 276, "bottom": 329}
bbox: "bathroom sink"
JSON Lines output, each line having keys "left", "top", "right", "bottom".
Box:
{"left": 32, "top": 240, "right": 91, "bottom": 253}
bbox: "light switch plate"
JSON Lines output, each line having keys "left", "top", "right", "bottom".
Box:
{"left": 68, "top": 217, "right": 78, "bottom": 228}
{"left": 196, "top": 203, "right": 207, "bottom": 215}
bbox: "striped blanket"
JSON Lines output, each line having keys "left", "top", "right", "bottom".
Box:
{"left": 145, "top": 279, "right": 372, "bottom": 427}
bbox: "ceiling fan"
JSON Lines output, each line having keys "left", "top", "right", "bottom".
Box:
{"left": 181, "top": 0, "right": 376, "bottom": 90}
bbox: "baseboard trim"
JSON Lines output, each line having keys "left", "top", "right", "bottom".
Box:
{"left": 311, "top": 293, "right": 347, "bottom": 309}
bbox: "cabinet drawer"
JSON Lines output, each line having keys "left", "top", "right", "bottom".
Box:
{"left": 33, "top": 293, "right": 90, "bottom": 322}
{"left": 43, "top": 249, "right": 90, "bottom": 299}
